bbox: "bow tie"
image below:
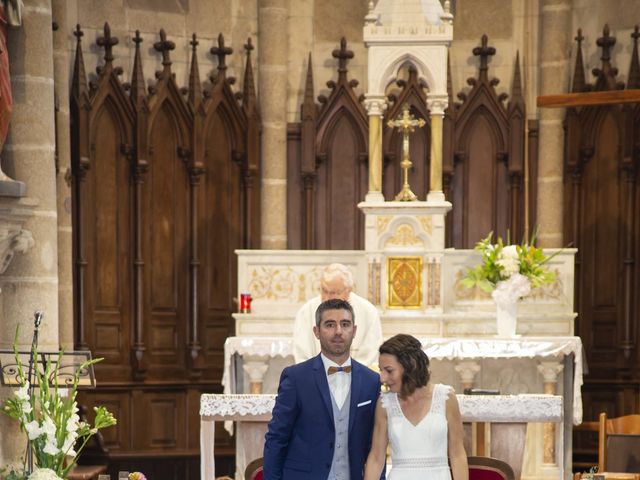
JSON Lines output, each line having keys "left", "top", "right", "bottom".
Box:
{"left": 327, "top": 365, "right": 352, "bottom": 375}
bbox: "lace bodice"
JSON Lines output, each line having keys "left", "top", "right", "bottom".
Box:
{"left": 381, "top": 383, "right": 453, "bottom": 480}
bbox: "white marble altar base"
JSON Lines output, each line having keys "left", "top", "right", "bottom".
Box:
{"left": 200, "top": 394, "right": 563, "bottom": 480}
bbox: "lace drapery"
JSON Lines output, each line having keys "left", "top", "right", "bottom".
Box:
{"left": 200, "top": 393, "right": 562, "bottom": 422}
{"left": 222, "top": 335, "right": 583, "bottom": 423}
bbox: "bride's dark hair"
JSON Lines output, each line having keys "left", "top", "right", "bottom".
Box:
{"left": 379, "top": 334, "right": 430, "bottom": 398}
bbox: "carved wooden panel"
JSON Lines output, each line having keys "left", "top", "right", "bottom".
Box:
{"left": 288, "top": 38, "right": 368, "bottom": 249}
{"left": 444, "top": 36, "right": 530, "bottom": 248}
{"left": 287, "top": 37, "right": 533, "bottom": 251}
{"left": 564, "top": 25, "right": 640, "bottom": 465}
{"left": 71, "top": 24, "right": 259, "bottom": 478}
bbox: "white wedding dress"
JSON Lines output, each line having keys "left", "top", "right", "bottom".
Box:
{"left": 381, "top": 383, "right": 453, "bottom": 480}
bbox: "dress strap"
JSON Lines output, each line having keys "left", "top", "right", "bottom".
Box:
{"left": 430, "top": 384, "right": 453, "bottom": 416}
{"left": 380, "top": 392, "right": 403, "bottom": 418}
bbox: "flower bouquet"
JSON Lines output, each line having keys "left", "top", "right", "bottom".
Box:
{"left": 461, "top": 232, "right": 556, "bottom": 336}
{"left": 1, "top": 329, "right": 116, "bottom": 480}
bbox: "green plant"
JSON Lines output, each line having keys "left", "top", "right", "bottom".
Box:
{"left": 2, "top": 328, "right": 116, "bottom": 479}
{"left": 461, "top": 232, "right": 556, "bottom": 294}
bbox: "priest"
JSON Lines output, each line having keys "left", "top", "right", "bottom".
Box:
{"left": 292, "top": 263, "right": 382, "bottom": 368}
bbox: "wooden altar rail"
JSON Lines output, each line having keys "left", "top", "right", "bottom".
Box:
{"left": 200, "top": 394, "right": 563, "bottom": 480}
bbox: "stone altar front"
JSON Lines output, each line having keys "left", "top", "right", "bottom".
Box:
{"left": 200, "top": 393, "right": 563, "bottom": 480}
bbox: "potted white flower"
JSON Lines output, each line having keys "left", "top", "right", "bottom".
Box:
{"left": 1, "top": 329, "right": 116, "bottom": 480}
{"left": 461, "top": 232, "right": 556, "bottom": 336}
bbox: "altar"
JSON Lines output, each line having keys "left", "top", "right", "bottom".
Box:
{"left": 201, "top": 393, "right": 564, "bottom": 480}
{"left": 216, "top": 2, "right": 581, "bottom": 479}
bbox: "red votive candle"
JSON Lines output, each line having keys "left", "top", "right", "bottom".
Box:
{"left": 240, "top": 293, "right": 252, "bottom": 313}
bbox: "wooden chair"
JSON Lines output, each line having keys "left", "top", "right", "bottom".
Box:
{"left": 468, "top": 456, "right": 515, "bottom": 480}
{"left": 598, "top": 412, "right": 640, "bottom": 474}
{"left": 244, "top": 457, "right": 264, "bottom": 480}
{"left": 67, "top": 465, "right": 107, "bottom": 480}
{"left": 574, "top": 473, "right": 640, "bottom": 480}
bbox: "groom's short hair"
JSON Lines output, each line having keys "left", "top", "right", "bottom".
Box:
{"left": 315, "top": 298, "right": 355, "bottom": 327}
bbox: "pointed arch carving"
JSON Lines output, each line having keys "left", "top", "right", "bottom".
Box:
{"left": 70, "top": 24, "right": 261, "bottom": 464}
{"left": 288, "top": 38, "right": 369, "bottom": 249}
{"left": 382, "top": 64, "right": 432, "bottom": 200}
{"left": 444, "top": 35, "right": 530, "bottom": 248}
{"left": 563, "top": 26, "right": 640, "bottom": 437}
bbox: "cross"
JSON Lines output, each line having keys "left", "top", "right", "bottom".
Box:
{"left": 244, "top": 37, "right": 254, "bottom": 54}
{"left": 190, "top": 33, "right": 199, "bottom": 52}
{"left": 473, "top": 34, "right": 495, "bottom": 81}
{"left": 154, "top": 29, "right": 175, "bottom": 69}
{"left": 132, "top": 29, "right": 143, "bottom": 48}
{"left": 332, "top": 37, "right": 354, "bottom": 80}
{"left": 538, "top": 25, "right": 640, "bottom": 108}
{"left": 96, "top": 22, "right": 118, "bottom": 64}
{"left": 73, "top": 24, "right": 84, "bottom": 42}
{"left": 596, "top": 24, "right": 616, "bottom": 65}
{"left": 387, "top": 104, "right": 426, "bottom": 201}
{"left": 211, "top": 33, "right": 233, "bottom": 75}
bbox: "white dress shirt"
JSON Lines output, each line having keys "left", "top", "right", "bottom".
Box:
{"left": 320, "top": 353, "right": 352, "bottom": 409}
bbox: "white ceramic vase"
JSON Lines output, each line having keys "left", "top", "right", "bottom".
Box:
{"left": 495, "top": 298, "right": 518, "bottom": 337}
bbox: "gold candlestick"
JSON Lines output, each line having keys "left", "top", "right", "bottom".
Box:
{"left": 387, "top": 104, "right": 425, "bottom": 201}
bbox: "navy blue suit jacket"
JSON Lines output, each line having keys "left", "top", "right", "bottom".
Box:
{"left": 263, "top": 354, "right": 382, "bottom": 480}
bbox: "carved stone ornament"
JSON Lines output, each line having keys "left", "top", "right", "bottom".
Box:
{"left": 0, "top": 197, "right": 36, "bottom": 275}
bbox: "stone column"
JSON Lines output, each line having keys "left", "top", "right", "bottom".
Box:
{"left": 2, "top": 0, "right": 58, "bottom": 346}
{"left": 426, "top": 95, "right": 447, "bottom": 202}
{"left": 0, "top": 0, "right": 58, "bottom": 469}
{"left": 454, "top": 360, "right": 483, "bottom": 455}
{"left": 243, "top": 356, "right": 270, "bottom": 394}
{"left": 454, "top": 360, "right": 481, "bottom": 391}
{"left": 51, "top": 0, "right": 73, "bottom": 350}
{"left": 364, "top": 96, "right": 386, "bottom": 203}
{"left": 258, "top": 0, "right": 288, "bottom": 249}
{"left": 537, "top": 360, "right": 564, "bottom": 465}
{"left": 537, "top": 0, "right": 572, "bottom": 248}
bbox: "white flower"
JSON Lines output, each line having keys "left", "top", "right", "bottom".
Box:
{"left": 15, "top": 383, "right": 30, "bottom": 401}
{"left": 61, "top": 433, "right": 77, "bottom": 457}
{"left": 492, "top": 273, "right": 531, "bottom": 305}
{"left": 502, "top": 245, "right": 518, "bottom": 258}
{"left": 25, "top": 420, "right": 44, "bottom": 440}
{"left": 41, "top": 417, "right": 57, "bottom": 439}
{"left": 66, "top": 414, "right": 80, "bottom": 433}
{"left": 496, "top": 245, "right": 520, "bottom": 277}
{"left": 28, "top": 468, "right": 63, "bottom": 480}
{"left": 43, "top": 439, "right": 60, "bottom": 456}
{"left": 22, "top": 400, "right": 33, "bottom": 414}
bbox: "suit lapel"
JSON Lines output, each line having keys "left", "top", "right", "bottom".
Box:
{"left": 348, "top": 360, "right": 363, "bottom": 434}
{"left": 312, "top": 355, "right": 335, "bottom": 425}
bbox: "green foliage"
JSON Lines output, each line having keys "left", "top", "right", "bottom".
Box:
{"left": 1, "top": 328, "right": 116, "bottom": 479}
{"left": 461, "top": 232, "right": 556, "bottom": 292}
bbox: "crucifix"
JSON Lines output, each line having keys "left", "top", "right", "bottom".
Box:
{"left": 387, "top": 104, "right": 426, "bottom": 201}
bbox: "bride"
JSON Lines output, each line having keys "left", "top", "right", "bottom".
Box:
{"left": 364, "top": 334, "right": 468, "bottom": 480}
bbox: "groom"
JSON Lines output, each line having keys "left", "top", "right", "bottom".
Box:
{"left": 263, "top": 298, "right": 383, "bottom": 480}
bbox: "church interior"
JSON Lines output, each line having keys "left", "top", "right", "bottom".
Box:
{"left": 1, "top": 0, "right": 640, "bottom": 479}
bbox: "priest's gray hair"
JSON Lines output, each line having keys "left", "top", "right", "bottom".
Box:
{"left": 321, "top": 263, "right": 354, "bottom": 288}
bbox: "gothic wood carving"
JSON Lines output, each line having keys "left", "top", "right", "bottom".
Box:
{"left": 444, "top": 35, "right": 531, "bottom": 248}
{"left": 565, "top": 25, "right": 640, "bottom": 464}
{"left": 289, "top": 38, "right": 369, "bottom": 249}
{"left": 71, "top": 23, "right": 260, "bottom": 474}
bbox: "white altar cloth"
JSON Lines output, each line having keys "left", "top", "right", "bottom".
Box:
{"left": 200, "top": 393, "right": 563, "bottom": 480}
{"left": 222, "top": 335, "right": 584, "bottom": 423}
